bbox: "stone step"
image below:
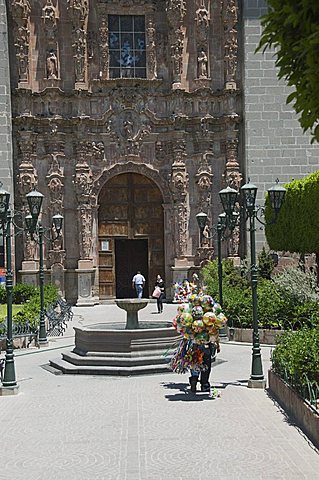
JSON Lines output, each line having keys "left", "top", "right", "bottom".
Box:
{"left": 49, "top": 357, "right": 172, "bottom": 376}
{"left": 62, "top": 351, "right": 172, "bottom": 367}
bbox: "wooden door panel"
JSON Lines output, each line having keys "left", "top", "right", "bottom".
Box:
{"left": 98, "top": 173, "right": 164, "bottom": 299}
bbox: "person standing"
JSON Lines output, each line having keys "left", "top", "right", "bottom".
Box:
{"left": 132, "top": 270, "right": 145, "bottom": 299}
{"left": 155, "top": 274, "right": 165, "bottom": 313}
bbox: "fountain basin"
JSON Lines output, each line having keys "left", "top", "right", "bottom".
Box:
{"left": 50, "top": 321, "right": 181, "bottom": 376}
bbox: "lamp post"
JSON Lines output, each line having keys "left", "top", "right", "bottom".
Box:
{"left": 25, "top": 192, "right": 63, "bottom": 346}
{"left": 0, "top": 183, "right": 19, "bottom": 395}
{"left": 219, "top": 179, "right": 286, "bottom": 388}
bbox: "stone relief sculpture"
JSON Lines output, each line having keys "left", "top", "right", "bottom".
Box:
{"left": 197, "top": 49, "right": 208, "bottom": 78}
{"left": 196, "top": 153, "right": 213, "bottom": 211}
{"left": 223, "top": 0, "right": 238, "bottom": 89}
{"left": 166, "top": 0, "right": 186, "bottom": 86}
{"left": 68, "top": 0, "right": 89, "bottom": 84}
{"left": 195, "top": 0, "right": 210, "bottom": 81}
{"left": 170, "top": 139, "right": 189, "bottom": 257}
{"left": 11, "top": 0, "right": 31, "bottom": 83}
{"left": 98, "top": 16, "right": 109, "bottom": 80}
{"left": 42, "top": 0, "right": 57, "bottom": 42}
{"left": 46, "top": 50, "right": 59, "bottom": 79}
{"left": 146, "top": 17, "right": 157, "bottom": 80}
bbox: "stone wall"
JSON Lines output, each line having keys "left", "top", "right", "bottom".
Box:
{"left": 0, "top": 0, "right": 13, "bottom": 197}
{"left": 242, "top": 0, "right": 319, "bottom": 251}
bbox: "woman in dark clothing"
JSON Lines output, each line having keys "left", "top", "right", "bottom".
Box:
{"left": 155, "top": 274, "right": 165, "bottom": 313}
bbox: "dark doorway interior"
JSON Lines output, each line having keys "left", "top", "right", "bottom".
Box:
{"left": 115, "top": 239, "right": 149, "bottom": 298}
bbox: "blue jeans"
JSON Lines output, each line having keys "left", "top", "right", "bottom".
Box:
{"left": 135, "top": 284, "right": 143, "bottom": 298}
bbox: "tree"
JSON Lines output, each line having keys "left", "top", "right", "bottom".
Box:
{"left": 258, "top": 1, "right": 319, "bottom": 142}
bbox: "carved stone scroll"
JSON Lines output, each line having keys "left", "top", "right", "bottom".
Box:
{"left": 223, "top": 0, "right": 238, "bottom": 89}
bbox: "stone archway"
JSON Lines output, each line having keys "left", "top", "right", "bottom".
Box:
{"left": 98, "top": 172, "right": 165, "bottom": 299}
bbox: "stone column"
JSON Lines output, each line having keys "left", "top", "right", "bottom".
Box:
{"left": 166, "top": 0, "right": 186, "bottom": 89}
{"left": 42, "top": 0, "right": 60, "bottom": 88}
{"left": 223, "top": 0, "right": 238, "bottom": 90}
{"left": 10, "top": 0, "right": 31, "bottom": 87}
{"left": 74, "top": 148, "right": 96, "bottom": 306}
{"left": 17, "top": 131, "right": 39, "bottom": 284}
{"left": 45, "top": 125, "right": 66, "bottom": 296}
{"left": 68, "top": 0, "right": 89, "bottom": 89}
{"left": 194, "top": 0, "right": 211, "bottom": 88}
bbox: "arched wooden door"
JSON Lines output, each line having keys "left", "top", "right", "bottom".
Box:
{"left": 98, "top": 173, "right": 165, "bottom": 299}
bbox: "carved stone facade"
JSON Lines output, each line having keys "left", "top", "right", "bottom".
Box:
{"left": 8, "top": 0, "right": 242, "bottom": 303}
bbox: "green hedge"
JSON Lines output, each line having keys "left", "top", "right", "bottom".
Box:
{"left": 272, "top": 328, "right": 319, "bottom": 389}
{"left": 265, "top": 170, "right": 319, "bottom": 254}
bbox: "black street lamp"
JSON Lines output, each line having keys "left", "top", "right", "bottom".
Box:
{"left": 26, "top": 192, "right": 63, "bottom": 346}
{"left": 0, "top": 183, "right": 19, "bottom": 395}
{"left": 220, "top": 179, "right": 286, "bottom": 388}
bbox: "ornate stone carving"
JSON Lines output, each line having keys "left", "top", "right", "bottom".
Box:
{"left": 68, "top": 0, "right": 89, "bottom": 84}
{"left": 98, "top": 16, "right": 109, "bottom": 80}
{"left": 42, "top": 0, "right": 57, "bottom": 43}
{"left": 195, "top": 246, "right": 215, "bottom": 267}
{"left": 11, "top": 1, "right": 31, "bottom": 83}
{"left": 223, "top": 0, "right": 238, "bottom": 89}
{"left": 46, "top": 154, "right": 64, "bottom": 209}
{"left": 197, "top": 49, "right": 208, "bottom": 79}
{"left": 74, "top": 159, "right": 94, "bottom": 201}
{"left": 195, "top": 1, "right": 209, "bottom": 44}
{"left": 109, "top": 110, "right": 151, "bottom": 158}
{"left": 46, "top": 50, "right": 59, "bottom": 79}
{"left": 223, "top": 137, "right": 241, "bottom": 256}
{"left": 224, "top": 138, "right": 242, "bottom": 190}
{"left": 146, "top": 17, "right": 157, "bottom": 80}
{"left": 166, "top": 0, "right": 186, "bottom": 86}
{"left": 78, "top": 204, "right": 93, "bottom": 259}
{"left": 196, "top": 152, "right": 213, "bottom": 211}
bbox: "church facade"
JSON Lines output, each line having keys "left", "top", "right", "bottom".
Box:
{"left": 6, "top": 0, "right": 242, "bottom": 304}
{"left": 2, "top": 0, "right": 319, "bottom": 304}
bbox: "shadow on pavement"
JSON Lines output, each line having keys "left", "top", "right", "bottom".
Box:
{"left": 161, "top": 380, "right": 249, "bottom": 402}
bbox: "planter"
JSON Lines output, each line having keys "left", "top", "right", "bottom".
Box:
{"left": 268, "top": 369, "right": 319, "bottom": 448}
{"left": 228, "top": 327, "right": 284, "bottom": 344}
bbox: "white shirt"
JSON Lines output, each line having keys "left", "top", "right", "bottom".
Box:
{"left": 132, "top": 273, "right": 145, "bottom": 285}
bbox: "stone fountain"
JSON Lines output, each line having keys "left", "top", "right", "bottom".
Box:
{"left": 50, "top": 299, "right": 180, "bottom": 376}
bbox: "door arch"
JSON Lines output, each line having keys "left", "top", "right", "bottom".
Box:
{"left": 98, "top": 173, "right": 165, "bottom": 299}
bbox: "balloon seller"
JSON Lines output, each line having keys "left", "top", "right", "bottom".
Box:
{"left": 170, "top": 287, "right": 227, "bottom": 395}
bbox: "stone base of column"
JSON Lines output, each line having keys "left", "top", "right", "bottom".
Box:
{"left": 0, "top": 385, "right": 20, "bottom": 396}
{"left": 248, "top": 379, "right": 266, "bottom": 389}
{"left": 76, "top": 260, "right": 97, "bottom": 306}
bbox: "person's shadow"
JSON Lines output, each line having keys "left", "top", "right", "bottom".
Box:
{"left": 161, "top": 379, "right": 248, "bottom": 402}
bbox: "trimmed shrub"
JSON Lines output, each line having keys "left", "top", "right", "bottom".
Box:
{"left": 12, "top": 283, "right": 37, "bottom": 304}
{"left": 272, "top": 328, "right": 319, "bottom": 387}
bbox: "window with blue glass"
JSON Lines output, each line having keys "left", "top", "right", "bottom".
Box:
{"left": 108, "top": 15, "right": 146, "bottom": 79}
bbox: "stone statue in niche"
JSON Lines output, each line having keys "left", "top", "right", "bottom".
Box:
{"left": 197, "top": 49, "right": 208, "bottom": 78}
{"left": 46, "top": 50, "right": 58, "bottom": 79}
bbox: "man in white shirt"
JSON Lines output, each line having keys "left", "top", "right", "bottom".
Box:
{"left": 132, "top": 271, "right": 146, "bottom": 298}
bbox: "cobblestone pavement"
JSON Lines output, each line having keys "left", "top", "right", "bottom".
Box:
{"left": 0, "top": 303, "right": 318, "bottom": 480}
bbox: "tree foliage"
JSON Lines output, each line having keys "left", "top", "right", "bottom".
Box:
{"left": 265, "top": 170, "right": 319, "bottom": 254}
{"left": 258, "top": 1, "right": 319, "bottom": 142}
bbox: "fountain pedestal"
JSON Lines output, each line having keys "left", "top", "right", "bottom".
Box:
{"left": 115, "top": 299, "right": 148, "bottom": 329}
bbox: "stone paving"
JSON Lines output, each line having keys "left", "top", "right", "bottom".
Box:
{"left": 0, "top": 302, "right": 318, "bottom": 480}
